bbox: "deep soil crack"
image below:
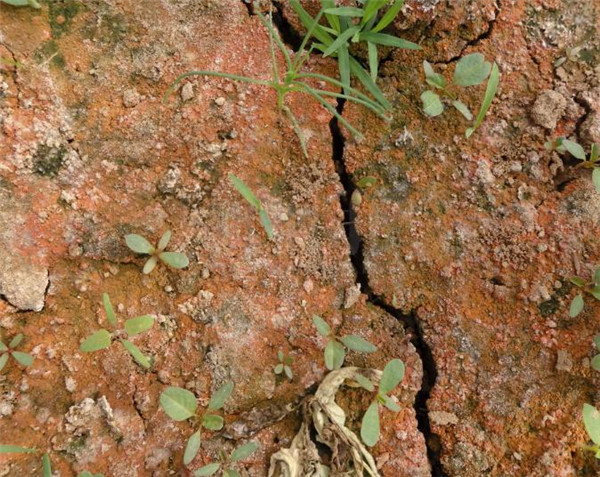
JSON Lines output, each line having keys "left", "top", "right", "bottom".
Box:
{"left": 330, "top": 98, "right": 447, "bottom": 477}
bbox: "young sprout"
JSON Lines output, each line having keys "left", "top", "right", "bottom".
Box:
{"left": 125, "top": 230, "right": 189, "bottom": 274}
{"left": 569, "top": 266, "right": 600, "bottom": 317}
{"left": 194, "top": 441, "right": 260, "bottom": 477}
{"left": 160, "top": 381, "right": 234, "bottom": 467}
{"left": 80, "top": 293, "right": 155, "bottom": 369}
{"left": 0, "top": 333, "right": 34, "bottom": 372}
{"left": 583, "top": 403, "right": 600, "bottom": 459}
{"left": 351, "top": 175, "right": 377, "bottom": 207}
{"left": 591, "top": 334, "right": 600, "bottom": 372}
{"left": 355, "top": 359, "right": 406, "bottom": 446}
{"left": 421, "top": 54, "right": 500, "bottom": 138}
{"left": 274, "top": 350, "right": 293, "bottom": 380}
{"left": 546, "top": 138, "right": 600, "bottom": 193}
{"left": 228, "top": 173, "right": 273, "bottom": 240}
{"left": 312, "top": 315, "right": 377, "bottom": 370}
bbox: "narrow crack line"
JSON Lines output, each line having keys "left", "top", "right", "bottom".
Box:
{"left": 0, "top": 41, "right": 22, "bottom": 99}
{"left": 573, "top": 95, "right": 592, "bottom": 142}
{"left": 329, "top": 98, "right": 446, "bottom": 477}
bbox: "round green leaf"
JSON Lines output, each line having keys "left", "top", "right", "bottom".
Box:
{"left": 379, "top": 359, "right": 405, "bottom": 395}
{"left": 354, "top": 373, "right": 374, "bottom": 392}
{"left": 453, "top": 53, "right": 491, "bottom": 86}
{"left": 583, "top": 403, "right": 600, "bottom": 445}
{"left": 159, "top": 252, "right": 189, "bottom": 269}
{"left": 208, "top": 381, "right": 233, "bottom": 411}
{"left": 143, "top": 256, "right": 159, "bottom": 274}
{"left": 12, "top": 351, "right": 34, "bottom": 367}
{"left": 183, "top": 430, "right": 201, "bottom": 466}
{"left": 562, "top": 139, "right": 586, "bottom": 160}
{"left": 360, "top": 402, "right": 380, "bottom": 447}
{"left": 570, "top": 294, "right": 584, "bottom": 317}
{"left": 324, "top": 340, "right": 346, "bottom": 370}
{"left": 382, "top": 395, "right": 401, "bottom": 412}
{"left": 125, "top": 234, "right": 154, "bottom": 254}
{"left": 0, "top": 353, "right": 9, "bottom": 372}
{"left": 194, "top": 463, "right": 221, "bottom": 477}
{"left": 160, "top": 386, "right": 197, "bottom": 421}
{"left": 274, "top": 363, "right": 284, "bottom": 374}
{"left": 231, "top": 441, "right": 259, "bottom": 462}
{"left": 80, "top": 329, "right": 112, "bottom": 352}
{"left": 452, "top": 100, "right": 473, "bottom": 120}
{"left": 591, "top": 355, "right": 600, "bottom": 372}
{"left": 570, "top": 276, "right": 586, "bottom": 288}
{"left": 421, "top": 91, "right": 443, "bottom": 117}
{"left": 594, "top": 334, "right": 600, "bottom": 350}
{"left": 124, "top": 315, "right": 155, "bottom": 336}
{"left": 120, "top": 339, "right": 151, "bottom": 369}
{"left": 0, "top": 341, "right": 7, "bottom": 352}
{"left": 423, "top": 61, "right": 446, "bottom": 89}
{"left": 340, "top": 335, "right": 377, "bottom": 353}
{"left": 202, "top": 414, "right": 224, "bottom": 431}
{"left": 312, "top": 315, "right": 331, "bottom": 336}
{"left": 284, "top": 365, "right": 293, "bottom": 380}
{"left": 157, "top": 230, "right": 172, "bottom": 251}
{"left": 9, "top": 333, "right": 23, "bottom": 349}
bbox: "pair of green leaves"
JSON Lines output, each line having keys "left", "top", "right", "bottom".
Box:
{"left": 547, "top": 138, "right": 600, "bottom": 194}
{"left": 194, "top": 441, "right": 260, "bottom": 477}
{"left": 1, "top": 0, "right": 41, "bottom": 7}
{"left": 80, "top": 293, "right": 155, "bottom": 369}
{"left": 569, "top": 267, "right": 600, "bottom": 317}
{"left": 228, "top": 173, "right": 273, "bottom": 240}
{"left": 421, "top": 54, "right": 500, "bottom": 138}
{"left": 274, "top": 350, "right": 294, "bottom": 380}
{"left": 312, "top": 315, "right": 377, "bottom": 370}
{"left": 356, "top": 359, "right": 406, "bottom": 446}
{"left": 125, "top": 230, "right": 189, "bottom": 274}
{"left": 160, "top": 381, "right": 233, "bottom": 466}
{"left": 291, "top": 0, "right": 419, "bottom": 103}
{"left": 0, "top": 333, "right": 34, "bottom": 371}
{"left": 583, "top": 403, "right": 600, "bottom": 458}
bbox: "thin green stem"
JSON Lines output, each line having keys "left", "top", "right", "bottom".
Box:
{"left": 164, "top": 71, "right": 271, "bottom": 102}
{"left": 282, "top": 105, "right": 308, "bottom": 158}
{"left": 302, "top": 87, "right": 363, "bottom": 139}
{"left": 305, "top": 87, "right": 389, "bottom": 119}
{"left": 291, "top": 9, "right": 326, "bottom": 73}
{"left": 255, "top": 10, "right": 292, "bottom": 70}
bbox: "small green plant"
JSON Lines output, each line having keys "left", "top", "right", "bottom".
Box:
{"left": 160, "top": 381, "right": 234, "bottom": 466}
{"left": 0, "top": 333, "right": 34, "bottom": 371}
{"left": 312, "top": 315, "right": 377, "bottom": 370}
{"left": 78, "top": 472, "right": 104, "bottom": 477}
{"left": 290, "top": 0, "right": 420, "bottom": 91}
{"left": 125, "top": 230, "right": 189, "bottom": 274}
{"left": 1, "top": 0, "right": 41, "bottom": 8}
{"left": 583, "top": 403, "right": 600, "bottom": 458}
{"left": 546, "top": 138, "right": 600, "bottom": 193}
{"left": 351, "top": 175, "right": 377, "bottom": 206}
{"left": 421, "top": 54, "right": 500, "bottom": 138}
{"left": 353, "top": 359, "right": 405, "bottom": 446}
{"left": 568, "top": 267, "right": 600, "bottom": 317}
{"left": 228, "top": 173, "right": 273, "bottom": 240}
{"left": 590, "top": 333, "right": 600, "bottom": 372}
{"left": 274, "top": 350, "right": 293, "bottom": 380}
{"left": 194, "top": 441, "right": 260, "bottom": 477}
{"left": 165, "top": 8, "right": 389, "bottom": 158}
{"left": 80, "top": 293, "right": 155, "bottom": 369}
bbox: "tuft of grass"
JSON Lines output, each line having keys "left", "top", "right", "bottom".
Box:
{"left": 125, "top": 230, "right": 189, "bottom": 274}
{"left": 421, "top": 54, "right": 500, "bottom": 138}
{"left": 79, "top": 293, "right": 155, "bottom": 369}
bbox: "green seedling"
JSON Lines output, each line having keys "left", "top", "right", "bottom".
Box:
{"left": 160, "top": 381, "right": 234, "bottom": 467}
{"left": 546, "top": 138, "right": 600, "bottom": 193}
{"left": 125, "top": 230, "right": 189, "bottom": 274}
{"left": 421, "top": 54, "right": 500, "bottom": 138}
{"left": 274, "top": 350, "right": 293, "bottom": 380}
{"left": 568, "top": 267, "right": 600, "bottom": 317}
{"left": 80, "top": 293, "right": 155, "bottom": 369}
{"left": 590, "top": 333, "right": 600, "bottom": 372}
{"left": 194, "top": 441, "right": 260, "bottom": 477}
{"left": 0, "top": 333, "right": 34, "bottom": 372}
{"left": 228, "top": 173, "right": 273, "bottom": 240}
{"left": 354, "top": 359, "right": 405, "bottom": 446}
{"left": 1, "top": 0, "right": 41, "bottom": 8}
{"left": 164, "top": 7, "right": 389, "bottom": 158}
{"left": 78, "top": 472, "right": 104, "bottom": 477}
{"left": 351, "top": 175, "right": 377, "bottom": 206}
{"left": 290, "top": 0, "right": 420, "bottom": 92}
{"left": 583, "top": 403, "right": 600, "bottom": 458}
{"left": 312, "top": 315, "right": 377, "bottom": 370}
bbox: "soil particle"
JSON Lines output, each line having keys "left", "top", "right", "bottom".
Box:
{"left": 580, "top": 111, "right": 600, "bottom": 144}
{"left": 530, "top": 90, "right": 567, "bottom": 130}
{"left": 0, "top": 252, "right": 48, "bottom": 312}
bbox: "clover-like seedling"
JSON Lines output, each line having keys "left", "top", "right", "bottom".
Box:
{"left": 353, "top": 359, "right": 406, "bottom": 446}
{"left": 228, "top": 173, "right": 273, "bottom": 240}
{"left": 291, "top": 0, "right": 420, "bottom": 94}
{"left": 274, "top": 350, "right": 293, "bottom": 380}
{"left": 194, "top": 441, "right": 260, "bottom": 477}
{"left": 546, "top": 138, "right": 600, "bottom": 193}
{"left": 0, "top": 333, "right": 34, "bottom": 372}
{"left": 583, "top": 403, "right": 600, "bottom": 459}
{"left": 80, "top": 293, "right": 155, "bottom": 369}
{"left": 125, "top": 230, "right": 189, "bottom": 274}
{"left": 351, "top": 175, "right": 377, "bottom": 207}
{"left": 421, "top": 53, "right": 500, "bottom": 138}
{"left": 312, "top": 315, "right": 377, "bottom": 370}
{"left": 1, "top": 0, "right": 41, "bottom": 7}
{"left": 568, "top": 267, "right": 600, "bottom": 317}
{"left": 160, "top": 381, "right": 234, "bottom": 467}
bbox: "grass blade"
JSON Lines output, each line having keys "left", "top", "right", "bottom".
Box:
{"left": 359, "top": 32, "right": 421, "bottom": 50}
{"left": 282, "top": 105, "right": 308, "bottom": 158}
{"left": 349, "top": 57, "right": 390, "bottom": 109}
{"left": 372, "top": 0, "right": 404, "bottom": 32}
{"left": 466, "top": 62, "right": 499, "bottom": 138}
{"left": 338, "top": 43, "right": 351, "bottom": 90}
{"left": 368, "top": 41, "right": 378, "bottom": 82}
{"left": 322, "top": 26, "right": 360, "bottom": 58}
